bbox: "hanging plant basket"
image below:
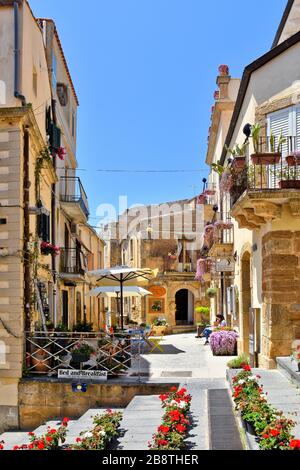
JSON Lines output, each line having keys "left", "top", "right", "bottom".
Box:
{"left": 251, "top": 153, "right": 281, "bottom": 165}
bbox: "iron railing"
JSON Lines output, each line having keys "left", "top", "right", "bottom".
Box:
{"left": 60, "top": 248, "right": 86, "bottom": 275}
{"left": 60, "top": 176, "right": 89, "bottom": 218}
{"left": 25, "top": 331, "right": 143, "bottom": 377}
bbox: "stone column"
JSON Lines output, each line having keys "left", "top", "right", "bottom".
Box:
{"left": 261, "top": 231, "right": 300, "bottom": 369}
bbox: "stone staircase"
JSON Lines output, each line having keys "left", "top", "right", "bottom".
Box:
{"left": 0, "top": 386, "right": 244, "bottom": 451}
{"left": 0, "top": 409, "right": 121, "bottom": 450}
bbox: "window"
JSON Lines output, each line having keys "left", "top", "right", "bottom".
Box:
{"left": 267, "top": 105, "right": 300, "bottom": 154}
{"left": 37, "top": 205, "right": 50, "bottom": 243}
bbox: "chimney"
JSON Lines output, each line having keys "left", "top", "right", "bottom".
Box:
{"left": 216, "top": 65, "right": 230, "bottom": 99}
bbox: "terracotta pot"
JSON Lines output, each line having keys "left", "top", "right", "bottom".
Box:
{"left": 279, "top": 180, "right": 300, "bottom": 189}
{"left": 233, "top": 156, "right": 246, "bottom": 169}
{"left": 197, "top": 194, "right": 207, "bottom": 204}
{"left": 31, "top": 347, "right": 51, "bottom": 373}
{"left": 251, "top": 153, "right": 281, "bottom": 165}
{"left": 286, "top": 155, "right": 300, "bottom": 166}
{"left": 204, "top": 189, "right": 216, "bottom": 196}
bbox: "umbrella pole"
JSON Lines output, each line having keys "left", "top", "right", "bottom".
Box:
{"left": 120, "top": 275, "right": 124, "bottom": 330}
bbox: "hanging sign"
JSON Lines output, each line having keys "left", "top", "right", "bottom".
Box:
{"left": 149, "top": 286, "right": 166, "bottom": 297}
{"left": 215, "top": 258, "right": 235, "bottom": 272}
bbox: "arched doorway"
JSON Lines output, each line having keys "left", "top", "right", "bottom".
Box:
{"left": 241, "top": 252, "right": 251, "bottom": 354}
{"left": 175, "top": 289, "right": 194, "bottom": 325}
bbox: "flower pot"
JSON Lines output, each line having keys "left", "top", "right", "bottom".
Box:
{"left": 279, "top": 180, "right": 300, "bottom": 189}
{"left": 204, "top": 189, "right": 216, "bottom": 196}
{"left": 71, "top": 353, "right": 90, "bottom": 363}
{"left": 151, "top": 326, "right": 167, "bottom": 336}
{"left": 197, "top": 194, "right": 207, "bottom": 204}
{"left": 286, "top": 155, "right": 300, "bottom": 166}
{"left": 232, "top": 156, "right": 246, "bottom": 169}
{"left": 31, "top": 347, "right": 51, "bottom": 373}
{"left": 244, "top": 420, "right": 256, "bottom": 436}
{"left": 251, "top": 153, "right": 281, "bottom": 165}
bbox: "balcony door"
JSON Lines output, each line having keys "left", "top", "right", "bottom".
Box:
{"left": 62, "top": 290, "right": 69, "bottom": 328}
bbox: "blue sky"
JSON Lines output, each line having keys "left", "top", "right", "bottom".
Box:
{"left": 30, "top": 0, "right": 287, "bottom": 225}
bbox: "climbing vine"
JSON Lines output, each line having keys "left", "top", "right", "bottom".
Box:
{"left": 35, "top": 147, "right": 53, "bottom": 201}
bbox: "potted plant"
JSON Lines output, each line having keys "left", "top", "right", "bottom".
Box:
{"left": 206, "top": 287, "right": 217, "bottom": 298}
{"left": 226, "top": 143, "right": 249, "bottom": 170}
{"left": 195, "top": 306, "right": 210, "bottom": 334}
{"left": 278, "top": 166, "right": 300, "bottom": 189}
{"left": 286, "top": 151, "right": 300, "bottom": 166}
{"left": 152, "top": 318, "right": 168, "bottom": 336}
{"left": 72, "top": 320, "right": 94, "bottom": 332}
{"left": 196, "top": 193, "right": 207, "bottom": 204}
{"left": 71, "top": 340, "right": 95, "bottom": 364}
{"left": 251, "top": 124, "right": 285, "bottom": 165}
{"left": 41, "top": 241, "right": 60, "bottom": 256}
{"left": 210, "top": 329, "right": 238, "bottom": 356}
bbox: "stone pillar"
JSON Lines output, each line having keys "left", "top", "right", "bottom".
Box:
{"left": 261, "top": 231, "right": 300, "bottom": 369}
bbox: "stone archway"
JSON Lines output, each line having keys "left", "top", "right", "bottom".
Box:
{"left": 175, "top": 289, "right": 195, "bottom": 325}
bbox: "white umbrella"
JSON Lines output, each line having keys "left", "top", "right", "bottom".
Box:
{"left": 86, "top": 286, "right": 152, "bottom": 298}
{"left": 87, "top": 266, "right": 157, "bottom": 329}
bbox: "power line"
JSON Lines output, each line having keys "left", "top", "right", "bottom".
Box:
{"left": 96, "top": 169, "right": 207, "bottom": 173}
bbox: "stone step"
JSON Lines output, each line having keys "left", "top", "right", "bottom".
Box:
{"left": 113, "top": 395, "right": 164, "bottom": 450}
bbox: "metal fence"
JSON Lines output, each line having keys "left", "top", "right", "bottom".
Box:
{"left": 25, "top": 331, "right": 143, "bottom": 378}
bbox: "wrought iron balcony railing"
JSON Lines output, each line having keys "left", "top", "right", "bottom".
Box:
{"left": 60, "top": 248, "right": 86, "bottom": 275}
{"left": 60, "top": 176, "right": 89, "bottom": 220}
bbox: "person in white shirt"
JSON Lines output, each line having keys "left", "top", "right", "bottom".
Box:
{"left": 201, "top": 314, "right": 227, "bottom": 345}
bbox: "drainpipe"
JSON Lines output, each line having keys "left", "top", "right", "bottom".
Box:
{"left": 23, "top": 128, "right": 31, "bottom": 331}
{"left": 14, "top": 1, "right": 26, "bottom": 106}
{"left": 51, "top": 99, "right": 58, "bottom": 326}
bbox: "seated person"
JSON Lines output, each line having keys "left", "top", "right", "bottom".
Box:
{"left": 201, "top": 314, "right": 226, "bottom": 345}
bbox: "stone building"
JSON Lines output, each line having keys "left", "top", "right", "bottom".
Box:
{"left": 0, "top": 0, "right": 104, "bottom": 432}
{"left": 204, "top": 0, "right": 300, "bottom": 368}
{"left": 103, "top": 197, "right": 213, "bottom": 330}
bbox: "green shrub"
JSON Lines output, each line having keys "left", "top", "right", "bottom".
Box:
{"left": 227, "top": 353, "right": 250, "bottom": 369}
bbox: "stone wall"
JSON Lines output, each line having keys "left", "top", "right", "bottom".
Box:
{"left": 261, "top": 230, "right": 300, "bottom": 368}
{"left": 18, "top": 379, "right": 175, "bottom": 430}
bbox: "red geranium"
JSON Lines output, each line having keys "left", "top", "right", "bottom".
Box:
{"left": 157, "top": 439, "right": 168, "bottom": 446}
{"left": 270, "top": 429, "right": 280, "bottom": 437}
{"left": 0, "top": 443, "right": 4, "bottom": 450}
{"left": 176, "top": 424, "right": 186, "bottom": 433}
{"left": 158, "top": 425, "right": 170, "bottom": 434}
{"left": 290, "top": 439, "right": 300, "bottom": 450}
{"left": 243, "top": 365, "right": 251, "bottom": 372}
{"left": 262, "top": 434, "right": 269, "bottom": 439}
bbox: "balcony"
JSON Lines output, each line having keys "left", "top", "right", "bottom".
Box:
{"left": 60, "top": 176, "right": 89, "bottom": 223}
{"left": 60, "top": 248, "right": 86, "bottom": 281}
{"left": 204, "top": 212, "right": 234, "bottom": 258}
{"left": 230, "top": 140, "right": 300, "bottom": 229}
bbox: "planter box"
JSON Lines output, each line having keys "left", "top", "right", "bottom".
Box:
{"left": 251, "top": 153, "right": 281, "bottom": 165}
{"left": 244, "top": 420, "right": 256, "bottom": 436}
{"left": 286, "top": 155, "right": 300, "bottom": 166}
{"left": 279, "top": 180, "right": 300, "bottom": 189}
{"left": 151, "top": 326, "right": 167, "bottom": 336}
